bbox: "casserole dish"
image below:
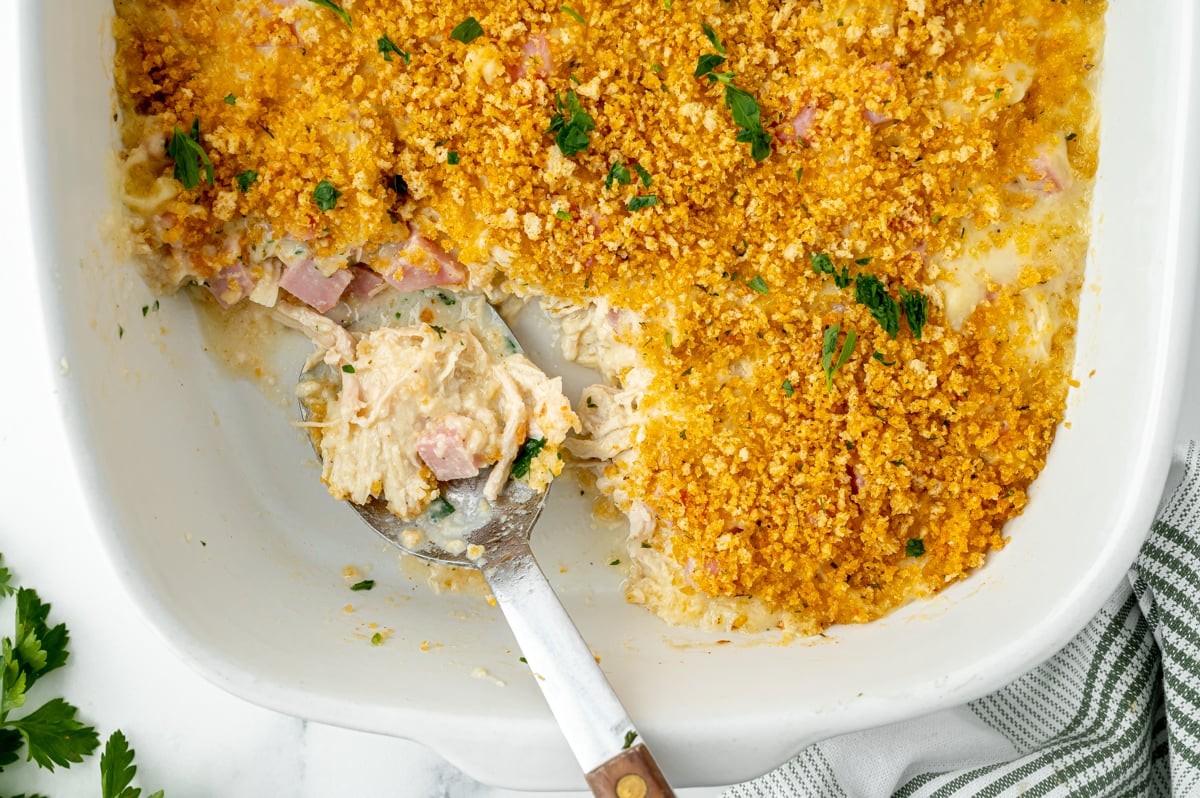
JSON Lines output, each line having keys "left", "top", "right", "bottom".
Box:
{"left": 19, "top": 0, "right": 1200, "bottom": 789}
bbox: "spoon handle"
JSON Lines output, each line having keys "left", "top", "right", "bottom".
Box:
{"left": 483, "top": 544, "right": 676, "bottom": 798}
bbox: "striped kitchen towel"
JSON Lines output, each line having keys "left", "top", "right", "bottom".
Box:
{"left": 725, "top": 441, "right": 1200, "bottom": 798}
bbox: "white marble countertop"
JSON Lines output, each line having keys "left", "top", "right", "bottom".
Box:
{"left": 1, "top": 12, "right": 1196, "bottom": 798}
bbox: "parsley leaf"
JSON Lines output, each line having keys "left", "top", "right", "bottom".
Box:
{"left": 632, "top": 163, "right": 653, "bottom": 189}
{"left": 748, "top": 274, "right": 769, "bottom": 294}
{"left": 605, "top": 161, "right": 632, "bottom": 190}
{"left": 14, "top": 589, "right": 69, "bottom": 693}
{"left": 8, "top": 697, "right": 99, "bottom": 771}
{"left": 623, "top": 730, "right": 639, "bottom": 750}
{"left": 693, "top": 53, "right": 727, "bottom": 79}
{"left": 511, "top": 438, "right": 547, "bottom": 479}
{"left": 234, "top": 170, "right": 258, "bottom": 193}
{"left": 306, "top": 0, "right": 351, "bottom": 27}
{"left": 723, "top": 85, "right": 772, "bottom": 161}
{"left": 872, "top": 351, "right": 896, "bottom": 366}
{"left": 100, "top": 730, "right": 141, "bottom": 798}
{"left": 560, "top": 5, "right": 586, "bottom": 25}
{"left": 428, "top": 496, "right": 456, "bottom": 521}
{"left": 810, "top": 252, "right": 851, "bottom": 287}
{"left": 899, "top": 287, "right": 929, "bottom": 339}
{"left": 377, "top": 35, "right": 411, "bottom": 63}
{"left": 447, "top": 151, "right": 460, "bottom": 165}
{"left": 0, "top": 727, "right": 21, "bottom": 770}
{"left": 166, "top": 119, "right": 214, "bottom": 190}
{"left": 782, "top": 379, "right": 794, "bottom": 397}
{"left": 313, "top": 180, "right": 341, "bottom": 212}
{"left": 223, "top": 94, "right": 236, "bottom": 105}
{"left": 821, "top": 323, "right": 857, "bottom": 391}
{"left": 450, "top": 17, "right": 484, "bottom": 44}
{"left": 0, "top": 555, "right": 12, "bottom": 598}
{"left": 906, "top": 538, "right": 926, "bottom": 557}
{"left": 546, "top": 91, "right": 595, "bottom": 157}
{"left": 701, "top": 23, "right": 727, "bottom": 55}
{"left": 349, "top": 580, "right": 375, "bottom": 592}
{"left": 627, "top": 195, "right": 658, "bottom": 212}
{"left": 854, "top": 274, "right": 900, "bottom": 338}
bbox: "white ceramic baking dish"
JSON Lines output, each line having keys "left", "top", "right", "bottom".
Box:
{"left": 18, "top": 1, "right": 1200, "bottom": 790}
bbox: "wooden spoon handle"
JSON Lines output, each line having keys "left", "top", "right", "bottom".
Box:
{"left": 585, "top": 744, "right": 676, "bottom": 798}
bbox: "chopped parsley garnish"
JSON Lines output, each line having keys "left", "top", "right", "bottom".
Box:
{"left": 693, "top": 53, "right": 727, "bottom": 79}
{"left": 795, "top": 168, "right": 804, "bottom": 182}
{"left": 748, "top": 274, "right": 769, "bottom": 294}
{"left": 436, "top": 291, "right": 456, "bottom": 306}
{"left": 511, "top": 437, "right": 547, "bottom": 479}
{"left": 906, "top": 538, "right": 925, "bottom": 557}
{"left": 341, "top": 364, "right": 356, "bottom": 374}
{"left": 810, "top": 252, "right": 852, "bottom": 288}
{"left": 313, "top": 180, "right": 342, "bottom": 211}
{"left": 560, "top": 5, "right": 586, "bottom": 25}
{"left": 782, "top": 379, "right": 794, "bottom": 397}
{"left": 899, "top": 286, "right": 928, "bottom": 339}
{"left": 350, "top": 579, "right": 375, "bottom": 591}
{"left": 605, "top": 160, "right": 632, "bottom": 189}
{"left": 377, "top": 35, "right": 411, "bottom": 63}
{"left": 235, "top": 169, "right": 258, "bottom": 193}
{"left": 370, "top": 632, "right": 383, "bottom": 645}
{"left": 224, "top": 93, "right": 237, "bottom": 105}
{"left": 1065, "top": 132, "right": 1078, "bottom": 141}
{"left": 546, "top": 91, "right": 595, "bottom": 157}
{"left": 627, "top": 195, "right": 658, "bottom": 212}
{"left": 554, "top": 209, "right": 573, "bottom": 221}
{"left": 430, "top": 324, "right": 446, "bottom": 338}
{"left": 623, "top": 730, "right": 639, "bottom": 750}
{"left": 447, "top": 150, "right": 460, "bottom": 165}
{"left": 701, "top": 23, "right": 727, "bottom": 55}
{"left": 821, "top": 323, "right": 857, "bottom": 391}
{"left": 609, "top": 559, "right": 621, "bottom": 566}
{"left": 724, "top": 84, "right": 772, "bottom": 162}
{"left": 391, "top": 174, "right": 409, "bottom": 197}
{"left": 167, "top": 118, "right": 214, "bottom": 190}
{"left": 450, "top": 17, "right": 484, "bottom": 44}
{"left": 306, "top": 0, "right": 351, "bottom": 27}
{"left": 586, "top": 396, "right": 598, "bottom": 409}
{"left": 633, "top": 163, "right": 653, "bottom": 189}
{"left": 855, "top": 256, "right": 873, "bottom": 266}
{"left": 872, "top": 352, "right": 896, "bottom": 366}
{"left": 428, "top": 495, "right": 455, "bottom": 521}
{"left": 854, "top": 274, "right": 901, "bottom": 338}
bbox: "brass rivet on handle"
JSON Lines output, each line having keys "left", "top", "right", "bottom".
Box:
{"left": 616, "top": 773, "right": 648, "bottom": 798}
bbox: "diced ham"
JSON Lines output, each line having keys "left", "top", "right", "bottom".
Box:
{"left": 209, "top": 262, "right": 255, "bottom": 308}
{"left": 377, "top": 232, "right": 467, "bottom": 293}
{"left": 346, "top": 265, "right": 387, "bottom": 301}
{"left": 513, "top": 34, "right": 553, "bottom": 80}
{"left": 279, "top": 260, "right": 353, "bottom": 312}
{"left": 779, "top": 105, "right": 817, "bottom": 142}
{"left": 417, "top": 415, "right": 487, "bottom": 481}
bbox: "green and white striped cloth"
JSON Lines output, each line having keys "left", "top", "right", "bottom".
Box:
{"left": 726, "top": 441, "right": 1200, "bottom": 798}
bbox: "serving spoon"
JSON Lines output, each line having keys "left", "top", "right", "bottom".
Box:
{"left": 296, "top": 309, "right": 676, "bottom": 797}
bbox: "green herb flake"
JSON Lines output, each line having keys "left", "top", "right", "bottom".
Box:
{"left": 586, "top": 396, "right": 598, "bottom": 409}
{"left": 821, "top": 323, "right": 857, "bottom": 391}
{"left": 641, "top": 541, "right": 652, "bottom": 549}
{"left": 554, "top": 209, "right": 573, "bottom": 221}
{"left": 378, "top": 34, "right": 411, "bottom": 63}
{"left": 605, "top": 160, "right": 632, "bottom": 190}
{"left": 795, "top": 168, "right": 804, "bottom": 182}
{"left": 782, "top": 379, "right": 794, "bottom": 397}
{"left": 1066, "top": 132, "right": 1078, "bottom": 141}
{"left": 872, "top": 351, "right": 896, "bottom": 366}
{"left": 350, "top": 579, "right": 375, "bottom": 591}
{"left": 854, "top": 274, "right": 901, "bottom": 338}
{"left": 224, "top": 93, "right": 237, "bottom": 105}
{"left": 701, "top": 23, "right": 727, "bottom": 55}
{"left": 748, "top": 274, "right": 769, "bottom": 294}
{"left": 546, "top": 90, "right": 595, "bottom": 157}
{"left": 633, "top": 163, "right": 653, "bottom": 189}
{"left": 306, "top": 0, "right": 351, "bottom": 27}
{"left": 855, "top": 256, "right": 873, "bottom": 266}
{"left": 627, "top": 195, "right": 658, "bottom": 212}
{"left": 609, "top": 559, "right": 621, "bottom": 566}
{"left": 447, "top": 150, "right": 460, "bottom": 165}
{"left": 235, "top": 169, "right": 258, "bottom": 193}
{"left": 623, "top": 730, "right": 639, "bottom": 750}
{"left": 449, "top": 16, "right": 484, "bottom": 44}
{"left": 906, "top": 538, "right": 926, "bottom": 558}
{"left": 428, "top": 495, "right": 455, "bottom": 521}
{"left": 512, "top": 437, "right": 547, "bottom": 479}
{"left": 560, "top": 5, "right": 586, "bottom": 25}
{"left": 341, "top": 364, "right": 356, "bottom": 374}
{"left": 694, "top": 53, "right": 727, "bottom": 79}
{"left": 899, "top": 287, "right": 929, "bottom": 339}
{"left": 370, "top": 632, "right": 383, "bottom": 646}
{"left": 167, "top": 118, "right": 215, "bottom": 190}
{"left": 313, "top": 180, "right": 342, "bottom": 212}
{"left": 430, "top": 324, "right": 446, "bottom": 338}
{"left": 436, "top": 291, "right": 456, "bottom": 306}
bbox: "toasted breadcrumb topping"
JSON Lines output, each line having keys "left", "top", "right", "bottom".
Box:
{"left": 114, "top": 0, "right": 1105, "bottom": 633}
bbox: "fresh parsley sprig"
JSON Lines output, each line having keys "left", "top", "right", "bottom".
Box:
{"left": 694, "top": 27, "right": 772, "bottom": 162}
{"left": 1, "top": 585, "right": 99, "bottom": 772}
{"left": 546, "top": 91, "right": 595, "bottom": 157}
{"left": 167, "top": 119, "right": 214, "bottom": 191}
{"left": 101, "top": 729, "right": 165, "bottom": 798}
{"left": 822, "top": 323, "right": 857, "bottom": 391}
{"left": 511, "top": 437, "right": 547, "bottom": 479}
